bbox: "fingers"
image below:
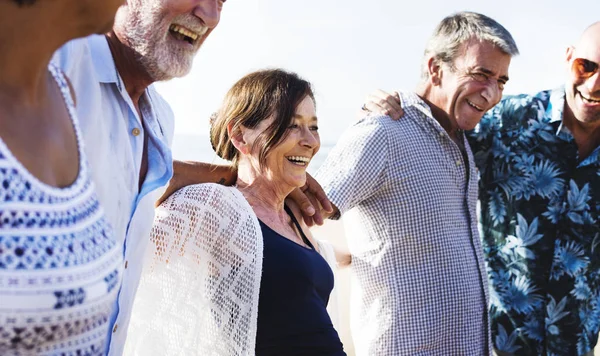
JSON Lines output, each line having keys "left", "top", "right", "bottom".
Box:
{"left": 363, "top": 89, "right": 404, "bottom": 120}
{"left": 288, "top": 187, "right": 316, "bottom": 218}
{"left": 306, "top": 192, "right": 324, "bottom": 226}
{"left": 305, "top": 174, "right": 333, "bottom": 213}
{"left": 286, "top": 174, "right": 332, "bottom": 226}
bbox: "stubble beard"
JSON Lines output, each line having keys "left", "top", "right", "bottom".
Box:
{"left": 568, "top": 86, "right": 600, "bottom": 126}
{"left": 121, "top": 1, "right": 196, "bottom": 82}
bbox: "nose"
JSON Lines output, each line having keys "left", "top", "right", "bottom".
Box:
{"left": 300, "top": 127, "right": 319, "bottom": 150}
{"left": 583, "top": 71, "right": 600, "bottom": 95}
{"left": 481, "top": 81, "right": 501, "bottom": 105}
{"left": 193, "top": 0, "right": 221, "bottom": 28}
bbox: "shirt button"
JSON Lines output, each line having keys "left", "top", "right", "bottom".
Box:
{"left": 439, "top": 131, "right": 444, "bottom": 137}
{"left": 113, "top": 324, "right": 118, "bottom": 333}
{"left": 125, "top": 261, "right": 128, "bottom": 269}
{"left": 132, "top": 128, "right": 141, "bottom": 136}
{"left": 456, "top": 160, "right": 461, "bottom": 166}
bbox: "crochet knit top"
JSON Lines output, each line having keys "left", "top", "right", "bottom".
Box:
{"left": 0, "top": 64, "right": 122, "bottom": 355}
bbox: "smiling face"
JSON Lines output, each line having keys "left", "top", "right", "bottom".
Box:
{"left": 116, "top": 0, "right": 224, "bottom": 81}
{"left": 435, "top": 39, "right": 512, "bottom": 131}
{"left": 564, "top": 24, "right": 600, "bottom": 126}
{"left": 243, "top": 96, "right": 320, "bottom": 190}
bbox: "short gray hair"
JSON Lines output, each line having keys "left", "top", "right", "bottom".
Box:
{"left": 421, "top": 12, "right": 519, "bottom": 79}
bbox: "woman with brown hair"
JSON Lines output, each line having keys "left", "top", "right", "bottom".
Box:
{"left": 0, "top": 0, "right": 123, "bottom": 354}
{"left": 126, "top": 69, "right": 349, "bottom": 356}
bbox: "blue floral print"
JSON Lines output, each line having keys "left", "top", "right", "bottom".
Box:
{"left": 469, "top": 88, "right": 600, "bottom": 355}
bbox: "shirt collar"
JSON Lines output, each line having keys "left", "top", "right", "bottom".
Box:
{"left": 88, "top": 34, "right": 124, "bottom": 90}
{"left": 547, "top": 87, "right": 566, "bottom": 124}
{"left": 398, "top": 91, "right": 434, "bottom": 120}
{"left": 398, "top": 91, "right": 458, "bottom": 137}
{"left": 545, "top": 86, "right": 577, "bottom": 139}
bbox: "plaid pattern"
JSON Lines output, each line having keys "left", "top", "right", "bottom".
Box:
{"left": 316, "top": 91, "right": 492, "bottom": 355}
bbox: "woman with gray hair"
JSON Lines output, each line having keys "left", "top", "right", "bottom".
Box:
{"left": 125, "top": 69, "right": 349, "bottom": 356}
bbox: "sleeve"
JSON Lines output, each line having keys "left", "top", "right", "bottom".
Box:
{"left": 124, "top": 184, "right": 263, "bottom": 356}
{"left": 315, "top": 116, "right": 389, "bottom": 217}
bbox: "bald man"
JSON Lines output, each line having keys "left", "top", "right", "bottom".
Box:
{"left": 364, "top": 22, "right": 600, "bottom": 356}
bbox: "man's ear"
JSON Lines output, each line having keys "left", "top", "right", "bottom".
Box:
{"left": 227, "top": 123, "right": 249, "bottom": 155}
{"left": 565, "top": 46, "right": 575, "bottom": 69}
{"left": 427, "top": 57, "right": 443, "bottom": 86}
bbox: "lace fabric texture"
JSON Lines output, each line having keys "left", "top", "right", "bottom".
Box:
{"left": 124, "top": 183, "right": 263, "bottom": 356}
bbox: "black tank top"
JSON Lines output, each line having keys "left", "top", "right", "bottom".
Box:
{"left": 255, "top": 205, "right": 346, "bottom": 356}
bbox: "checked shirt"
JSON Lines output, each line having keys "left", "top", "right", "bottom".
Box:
{"left": 316, "top": 91, "right": 492, "bottom": 355}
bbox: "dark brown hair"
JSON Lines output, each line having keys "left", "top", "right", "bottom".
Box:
{"left": 210, "top": 69, "right": 315, "bottom": 169}
{"left": 12, "top": 0, "right": 37, "bottom": 6}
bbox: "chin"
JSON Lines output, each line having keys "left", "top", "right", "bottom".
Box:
{"left": 289, "top": 176, "right": 307, "bottom": 189}
{"left": 159, "top": 58, "right": 193, "bottom": 79}
{"left": 460, "top": 117, "right": 484, "bottom": 131}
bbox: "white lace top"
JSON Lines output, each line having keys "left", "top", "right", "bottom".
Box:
{"left": 125, "top": 183, "right": 341, "bottom": 356}
{"left": 0, "top": 64, "right": 123, "bottom": 355}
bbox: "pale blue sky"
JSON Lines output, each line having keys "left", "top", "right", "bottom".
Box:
{"left": 159, "top": 0, "right": 600, "bottom": 156}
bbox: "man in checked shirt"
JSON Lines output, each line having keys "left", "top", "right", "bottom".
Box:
{"left": 365, "top": 22, "right": 600, "bottom": 356}
{"left": 315, "top": 12, "right": 518, "bottom": 355}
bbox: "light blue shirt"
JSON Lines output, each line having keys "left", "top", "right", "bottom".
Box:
{"left": 53, "top": 35, "right": 175, "bottom": 356}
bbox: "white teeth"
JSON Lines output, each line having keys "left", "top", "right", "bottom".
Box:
{"left": 287, "top": 156, "right": 311, "bottom": 164}
{"left": 580, "top": 93, "right": 600, "bottom": 103}
{"left": 169, "top": 24, "right": 203, "bottom": 41}
{"left": 467, "top": 100, "right": 483, "bottom": 111}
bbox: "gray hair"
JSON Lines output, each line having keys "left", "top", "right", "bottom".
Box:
{"left": 421, "top": 12, "right": 519, "bottom": 79}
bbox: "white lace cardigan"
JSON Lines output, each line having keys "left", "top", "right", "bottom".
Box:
{"left": 124, "top": 183, "right": 341, "bottom": 356}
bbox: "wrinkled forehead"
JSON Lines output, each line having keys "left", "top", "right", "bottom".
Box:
{"left": 456, "top": 39, "right": 512, "bottom": 73}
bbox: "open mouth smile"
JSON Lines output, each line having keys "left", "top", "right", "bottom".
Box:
{"left": 466, "top": 99, "right": 484, "bottom": 112}
{"left": 286, "top": 156, "right": 311, "bottom": 166}
{"left": 577, "top": 90, "right": 600, "bottom": 104}
{"left": 168, "top": 24, "right": 207, "bottom": 45}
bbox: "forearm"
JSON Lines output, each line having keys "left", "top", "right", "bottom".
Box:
{"left": 156, "top": 160, "right": 236, "bottom": 206}
{"left": 174, "top": 160, "right": 236, "bottom": 185}
{"left": 334, "top": 246, "right": 352, "bottom": 268}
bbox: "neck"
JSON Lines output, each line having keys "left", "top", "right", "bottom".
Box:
{"left": 235, "top": 163, "right": 293, "bottom": 214}
{"left": 416, "top": 83, "right": 461, "bottom": 141}
{"left": 105, "top": 31, "right": 155, "bottom": 106}
{"left": 236, "top": 179, "right": 288, "bottom": 213}
{"left": 0, "top": 16, "right": 65, "bottom": 105}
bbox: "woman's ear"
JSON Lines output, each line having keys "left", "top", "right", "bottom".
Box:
{"left": 227, "top": 122, "right": 249, "bottom": 155}
{"left": 427, "top": 57, "right": 443, "bottom": 86}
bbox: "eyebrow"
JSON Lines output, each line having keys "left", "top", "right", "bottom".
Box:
{"left": 293, "top": 114, "right": 318, "bottom": 121}
{"left": 479, "top": 67, "right": 510, "bottom": 82}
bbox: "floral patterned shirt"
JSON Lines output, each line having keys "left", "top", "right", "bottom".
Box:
{"left": 469, "top": 88, "right": 600, "bottom": 355}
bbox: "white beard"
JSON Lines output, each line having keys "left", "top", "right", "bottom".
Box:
{"left": 119, "top": 0, "right": 197, "bottom": 81}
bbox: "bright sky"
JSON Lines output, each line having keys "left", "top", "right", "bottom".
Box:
{"left": 157, "top": 0, "right": 600, "bottom": 149}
